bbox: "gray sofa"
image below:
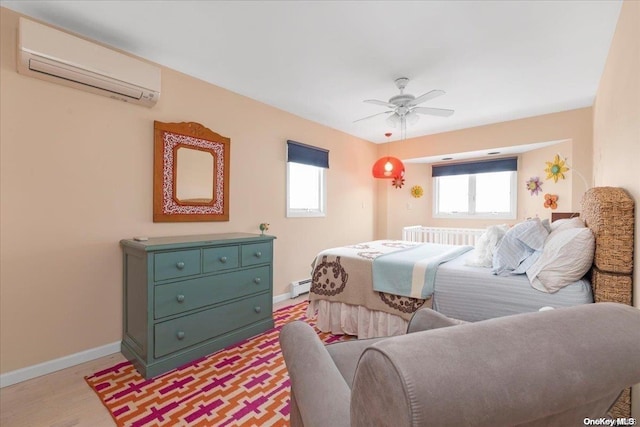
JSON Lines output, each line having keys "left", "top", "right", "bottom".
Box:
{"left": 280, "top": 302, "right": 640, "bottom": 427}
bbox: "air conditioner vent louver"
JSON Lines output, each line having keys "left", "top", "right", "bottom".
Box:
{"left": 17, "top": 18, "right": 160, "bottom": 107}
{"left": 28, "top": 58, "right": 144, "bottom": 100}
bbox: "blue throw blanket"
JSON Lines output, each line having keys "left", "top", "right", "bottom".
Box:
{"left": 372, "top": 243, "right": 472, "bottom": 299}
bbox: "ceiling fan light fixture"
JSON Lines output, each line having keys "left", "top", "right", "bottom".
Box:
{"left": 406, "top": 111, "right": 419, "bottom": 125}
{"left": 386, "top": 114, "right": 401, "bottom": 128}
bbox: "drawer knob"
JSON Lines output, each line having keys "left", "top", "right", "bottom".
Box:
{"left": 253, "top": 277, "right": 261, "bottom": 285}
{"left": 254, "top": 306, "right": 261, "bottom": 313}
{"left": 220, "top": 256, "right": 227, "bottom": 263}
{"left": 176, "top": 331, "right": 185, "bottom": 340}
{"left": 255, "top": 251, "right": 262, "bottom": 258}
{"left": 176, "top": 261, "right": 185, "bottom": 270}
{"left": 176, "top": 294, "right": 185, "bottom": 303}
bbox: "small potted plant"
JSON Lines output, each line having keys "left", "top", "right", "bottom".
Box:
{"left": 259, "top": 223, "right": 269, "bottom": 235}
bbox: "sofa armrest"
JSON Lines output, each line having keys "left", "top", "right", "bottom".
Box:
{"left": 279, "top": 321, "right": 351, "bottom": 427}
{"left": 406, "top": 308, "right": 467, "bottom": 333}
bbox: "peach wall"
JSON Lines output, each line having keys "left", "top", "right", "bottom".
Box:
{"left": 382, "top": 141, "right": 574, "bottom": 239}
{"left": 378, "top": 109, "right": 592, "bottom": 238}
{"left": 520, "top": 140, "right": 575, "bottom": 220}
{"left": 592, "top": 0, "right": 639, "bottom": 415}
{"left": 378, "top": 163, "right": 432, "bottom": 240}
{"left": 0, "top": 8, "right": 377, "bottom": 374}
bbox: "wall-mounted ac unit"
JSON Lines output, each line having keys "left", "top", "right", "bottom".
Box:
{"left": 17, "top": 18, "right": 161, "bottom": 107}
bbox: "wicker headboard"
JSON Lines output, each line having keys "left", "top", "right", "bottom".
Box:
{"left": 581, "top": 187, "right": 634, "bottom": 305}
{"left": 580, "top": 186, "right": 635, "bottom": 418}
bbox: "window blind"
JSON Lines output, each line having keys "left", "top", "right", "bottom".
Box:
{"left": 432, "top": 157, "right": 517, "bottom": 177}
{"left": 287, "top": 140, "right": 329, "bottom": 169}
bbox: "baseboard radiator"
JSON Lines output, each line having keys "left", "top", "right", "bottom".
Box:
{"left": 402, "top": 226, "right": 485, "bottom": 246}
{"left": 290, "top": 278, "right": 312, "bottom": 298}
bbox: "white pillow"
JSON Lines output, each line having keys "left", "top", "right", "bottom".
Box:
{"left": 550, "top": 217, "right": 584, "bottom": 233}
{"left": 492, "top": 218, "right": 549, "bottom": 276}
{"left": 465, "top": 224, "right": 509, "bottom": 268}
{"left": 526, "top": 227, "right": 595, "bottom": 293}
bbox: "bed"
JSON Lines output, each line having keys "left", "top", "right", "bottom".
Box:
{"left": 308, "top": 186, "right": 633, "bottom": 333}
{"left": 306, "top": 186, "right": 635, "bottom": 416}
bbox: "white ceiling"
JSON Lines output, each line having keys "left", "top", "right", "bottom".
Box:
{"left": 1, "top": 1, "right": 622, "bottom": 144}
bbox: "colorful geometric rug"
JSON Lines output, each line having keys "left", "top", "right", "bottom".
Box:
{"left": 85, "top": 301, "right": 348, "bottom": 426}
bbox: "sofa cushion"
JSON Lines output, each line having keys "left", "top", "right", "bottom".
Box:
{"left": 326, "top": 337, "right": 385, "bottom": 387}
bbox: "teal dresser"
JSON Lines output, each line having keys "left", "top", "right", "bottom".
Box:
{"left": 120, "top": 233, "right": 275, "bottom": 378}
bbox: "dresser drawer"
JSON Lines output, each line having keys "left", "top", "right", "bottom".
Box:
{"left": 154, "top": 266, "right": 271, "bottom": 319}
{"left": 241, "top": 242, "right": 272, "bottom": 266}
{"left": 203, "top": 245, "right": 239, "bottom": 273}
{"left": 154, "top": 292, "right": 271, "bottom": 358}
{"left": 154, "top": 250, "right": 201, "bottom": 281}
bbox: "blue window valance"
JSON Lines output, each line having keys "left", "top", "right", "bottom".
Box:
{"left": 432, "top": 157, "right": 517, "bottom": 177}
{"left": 287, "top": 140, "right": 329, "bottom": 169}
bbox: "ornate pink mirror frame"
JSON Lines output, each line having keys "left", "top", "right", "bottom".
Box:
{"left": 153, "top": 121, "right": 230, "bottom": 222}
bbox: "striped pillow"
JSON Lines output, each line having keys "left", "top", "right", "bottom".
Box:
{"left": 527, "top": 227, "right": 595, "bottom": 293}
{"left": 492, "top": 218, "right": 549, "bottom": 276}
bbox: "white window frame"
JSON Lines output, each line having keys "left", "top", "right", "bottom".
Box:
{"left": 286, "top": 161, "right": 327, "bottom": 218}
{"left": 433, "top": 171, "right": 517, "bottom": 220}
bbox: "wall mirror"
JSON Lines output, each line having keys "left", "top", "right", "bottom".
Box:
{"left": 153, "top": 121, "right": 230, "bottom": 222}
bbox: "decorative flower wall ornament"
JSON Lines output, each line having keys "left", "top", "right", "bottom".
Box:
{"left": 543, "top": 194, "right": 558, "bottom": 210}
{"left": 410, "top": 185, "right": 424, "bottom": 198}
{"left": 544, "top": 154, "right": 569, "bottom": 183}
{"left": 526, "top": 176, "right": 543, "bottom": 196}
{"left": 392, "top": 176, "right": 405, "bottom": 189}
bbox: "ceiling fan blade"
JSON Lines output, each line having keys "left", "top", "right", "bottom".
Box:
{"left": 353, "top": 110, "right": 393, "bottom": 123}
{"left": 364, "top": 99, "right": 396, "bottom": 108}
{"left": 408, "top": 90, "right": 445, "bottom": 106}
{"left": 412, "top": 106, "right": 455, "bottom": 117}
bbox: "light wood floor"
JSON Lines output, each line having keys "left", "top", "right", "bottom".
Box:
{"left": 0, "top": 296, "right": 307, "bottom": 427}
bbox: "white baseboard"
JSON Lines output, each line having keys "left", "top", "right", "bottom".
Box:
{"left": 1, "top": 293, "right": 300, "bottom": 388}
{"left": 0, "top": 341, "right": 121, "bottom": 388}
{"left": 273, "top": 292, "right": 292, "bottom": 304}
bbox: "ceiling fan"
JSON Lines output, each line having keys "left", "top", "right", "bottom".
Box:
{"left": 354, "top": 77, "right": 454, "bottom": 134}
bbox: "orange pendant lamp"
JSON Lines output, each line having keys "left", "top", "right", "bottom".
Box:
{"left": 372, "top": 156, "right": 405, "bottom": 178}
{"left": 372, "top": 133, "right": 405, "bottom": 179}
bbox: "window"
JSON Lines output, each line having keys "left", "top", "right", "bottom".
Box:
{"left": 286, "top": 140, "right": 329, "bottom": 217}
{"left": 433, "top": 157, "right": 517, "bottom": 219}
{"left": 287, "top": 162, "right": 326, "bottom": 217}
